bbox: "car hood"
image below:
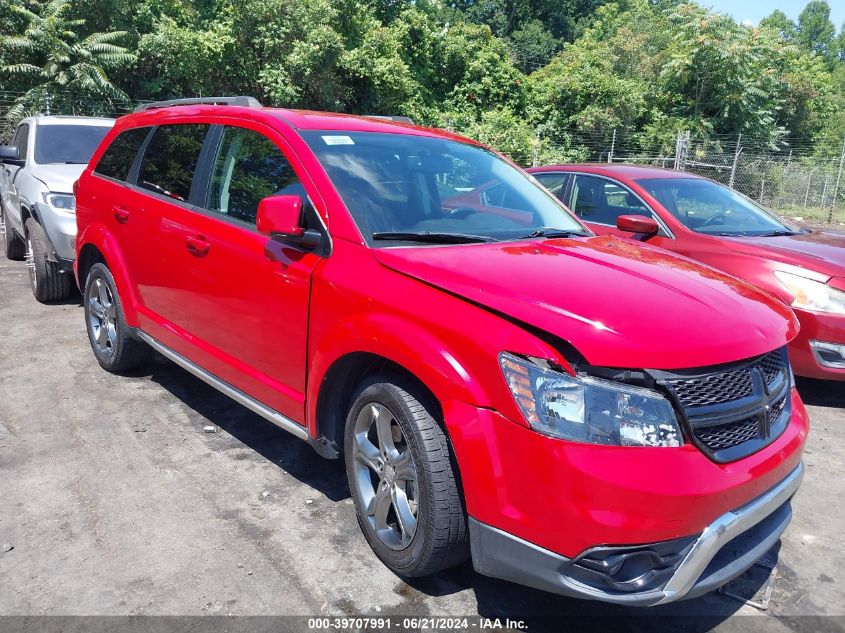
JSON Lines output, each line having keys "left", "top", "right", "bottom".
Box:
{"left": 30, "top": 163, "right": 86, "bottom": 193}
{"left": 723, "top": 229, "right": 845, "bottom": 278}
{"left": 374, "top": 235, "right": 798, "bottom": 370}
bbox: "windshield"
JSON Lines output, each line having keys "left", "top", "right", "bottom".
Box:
{"left": 302, "top": 131, "right": 588, "bottom": 244}
{"left": 636, "top": 178, "right": 794, "bottom": 236}
{"left": 35, "top": 124, "right": 112, "bottom": 165}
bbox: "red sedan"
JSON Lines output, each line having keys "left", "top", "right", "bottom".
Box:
{"left": 528, "top": 164, "right": 845, "bottom": 381}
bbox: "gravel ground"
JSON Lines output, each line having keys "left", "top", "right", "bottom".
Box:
{"left": 0, "top": 253, "right": 843, "bottom": 631}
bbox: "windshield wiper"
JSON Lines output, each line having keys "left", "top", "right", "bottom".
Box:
{"left": 752, "top": 230, "right": 797, "bottom": 237}
{"left": 372, "top": 231, "right": 497, "bottom": 244}
{"left": 522, "top": 228, "right": 587, "bottom": 239}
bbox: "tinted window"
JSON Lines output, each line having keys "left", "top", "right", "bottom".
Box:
{"left": 137, "top": 124, "right": 210, "bottom": 202}
{"left": 205, "top": 126, "right": 303, "bottom": 225}
{"left": 94, "top": 127, "right": 151, "bottom": 181}
{"left": 13, "top": 125, "right": 29, "bottom": 161}
{"left": 569, "top": 174, "right": 651, "bottom": 225}
{"left": 35, "top": 124, "right": 112, "bottom": 164}
{"left": 302, "top": 131, "right": 587, "bottom": 243}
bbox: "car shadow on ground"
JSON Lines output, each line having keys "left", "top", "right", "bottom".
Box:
{"left": 136, "top": 352, "right": 765, "bottom": 629}
{"left": 796, "top": 378, "right": 845, "bottom": 408}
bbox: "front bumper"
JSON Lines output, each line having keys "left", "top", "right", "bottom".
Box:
{"left": 789, "top": 309, "right": 845, "bottom": 380}
{"left": 35, "top": 202, "right": 76, "bottom": 263}
{"left": 470, "top": 462, "right": 803, "bottom": 605}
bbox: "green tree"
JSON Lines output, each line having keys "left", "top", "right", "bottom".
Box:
{"left": 796, "top": 1, "right": 836, "bottom": 62}
{"left": 760, "top": 10, "right": 796, "bottom": 41}
{"left": 1, "top": 0, "right": 134, "bottom": 121}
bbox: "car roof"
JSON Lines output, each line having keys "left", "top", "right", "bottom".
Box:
{"left": 530, "top": 163, "right": 706, "bottom": 181}
{"left": 117, "top": 104, "right": 478, "bottom": 144}
{"left": 27, "top": 115, "right": 115, "bottom": 127}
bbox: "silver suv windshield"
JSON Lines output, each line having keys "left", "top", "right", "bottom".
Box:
{"left": 302, "top": 131, "right": 589, "bottom": 245}
{"left": 636, "top": 177, "right": 796, "bottom": 237}
{"left": 35, "top": 124, "right": 112, "bottom": 165}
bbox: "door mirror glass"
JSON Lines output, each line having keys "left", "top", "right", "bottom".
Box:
{"left": 256, "top": 195, "right": 304, "bottom": 237}
{"left": 617, "top": 214, "right": 659, "bottom": 236}
{"left": 0, "top": 145, "right": 20, "bottom": 162}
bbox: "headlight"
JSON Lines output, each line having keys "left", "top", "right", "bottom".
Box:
{"left": 43, "top": 192, "right": 75, "bottom": 211}
{"left": 499, "top": 353, "right": 683, "bottom": 447}
{"left": 774, "top": 271, "right": 845, "bottom": 315}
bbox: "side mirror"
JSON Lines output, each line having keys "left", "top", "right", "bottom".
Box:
{"left": 257, "top": 195, "right": 304, "bottom": 238}
{"left": 256, "top": 194, "right": 323, "bottom": 253}
{"left": 617, "top": 214, "right": 659, "bottom": 238}
{"left": 0, "top": 145, "right": 21, "bottom": 164}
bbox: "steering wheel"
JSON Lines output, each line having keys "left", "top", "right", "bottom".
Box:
{"left": 701, "top": 214, "right": 727, "bottom": 228}
{"left": 446, "top": 207, "right": 477, "bottom": 219}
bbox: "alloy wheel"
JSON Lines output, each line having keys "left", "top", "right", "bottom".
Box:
{"left": 87, "top": 277, "right": 118, "bottom": 357}
{"left": 351, "top": 402, "right": 420, "bottom": 550}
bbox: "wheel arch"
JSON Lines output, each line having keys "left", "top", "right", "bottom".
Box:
{"left": 313, "top": 351, "right": 443, "bottom": 458}
{"left": 75, "top": 224, "right": 141, "bottom": 326}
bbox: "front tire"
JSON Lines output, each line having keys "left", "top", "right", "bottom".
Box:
{"left": 25, "top": 218, "right": 72, "bottom": 302}
{"left": 83, "top": 262, "right": 149, "bottom": 372}
{"left": 345, "top": 375, "right": 469, "bottom": 577}
{"left": 1, "top": 203, "right": 25, "bottom": 261}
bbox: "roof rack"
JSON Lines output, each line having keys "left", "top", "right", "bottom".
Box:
{"left": 134, "top": 96, "right": 262, "bottom": 113}
{"left": 365, "top": 115, "right": 415, "bottom": 125}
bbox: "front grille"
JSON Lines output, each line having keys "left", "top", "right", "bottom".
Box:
{"left": 667, "top": 369, "right": 754, "bottom": 407}
{"left": 695, "top": 417, "right": 760, "bottom": 450}
{"left": 769, "top": 393, "right": 787, "bottom": 424}
{"left": 655, "top": 346, "right": 791, "bottom": 462}
{"left": 760, "top": 350, "right": 786, "bottom": 385}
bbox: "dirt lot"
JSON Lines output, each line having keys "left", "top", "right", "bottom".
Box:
{"left": 1, "top": 253, "right": 844, "bottom": 632}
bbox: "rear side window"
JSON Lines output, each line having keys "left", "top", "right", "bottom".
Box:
{"left": 137, "top": 124, "right": 210, "bottom": 203}
{"left": 94, "top": 127, "right": 150, "bottom": 181}
{"left": 204, "top": 126, "right": 303, "bottom": 225}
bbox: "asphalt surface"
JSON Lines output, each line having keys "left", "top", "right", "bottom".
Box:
{"left": 1, "top": 252, "right": 844, "bottom": 631}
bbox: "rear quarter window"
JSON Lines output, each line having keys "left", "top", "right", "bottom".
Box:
{"left": 94, "top": 127, "right": 151, "bottom": 181}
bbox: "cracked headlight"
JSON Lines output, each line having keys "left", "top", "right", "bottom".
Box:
{"left": 500, "top": 353, "right": 683, "bottom": 447}
{"left": 43, "top": 192, "right": 75, "bottom": 211}
{"left": 774, "top": 270, "right": 845, "bottom": 315}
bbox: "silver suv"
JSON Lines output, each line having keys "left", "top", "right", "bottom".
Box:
{"left": 0, "top": 115, "right": 114, "bottom": 301}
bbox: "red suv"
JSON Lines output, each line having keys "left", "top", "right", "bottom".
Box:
{"left": 528, "top": 164, "right": 845, "bottom": 381}
{"left": 75, "top": 98, "right": 807, "bottom": 605}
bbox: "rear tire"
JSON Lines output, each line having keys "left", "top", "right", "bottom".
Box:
{"left": 83, "top": 262, "right": 149, "bottom": 372}
{"left": 25, "top": 218, "right": 72, "bottom": 302}
{"left": 345, "top": 375, "right": 469, "bottom": 577}
{"left": 1, "top": 202, "right": 25, "bottom": 261}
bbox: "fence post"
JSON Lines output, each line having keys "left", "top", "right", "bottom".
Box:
{"left": 829, "top": 135, "right": 845, "bottom": 224}
{"left": 674, "top": 131, "right": 689, "bottom": 171}
{"left": 44, "top": 91, "right": 51, "bottom": 116}
{"left": 820, "top": 173, "right": 830, "bottom": 211}
{"left": 728, "top": 133, "right": 741, "bottom": 188}
{"left": 608, "top": 129, "right": 616, "bottom": 164}
{"left": 532, "top": 127, "right": 541, "bottom": 168}
{"left": 804, "top": 169, "right": 815, "bottom": 211}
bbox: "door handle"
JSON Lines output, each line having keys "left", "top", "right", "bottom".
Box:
{"left": 113, "top": 207, "right": 130, "bottom": 224}
{"left": 185, "top": 234, "right": 211, "bottom": 256}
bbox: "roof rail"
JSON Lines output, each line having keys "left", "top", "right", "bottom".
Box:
{"left": 134, "top": 96, "right": 262, "bottom": 113}
{"left": 365, "top": 115, "right": 415, "bottom": 125}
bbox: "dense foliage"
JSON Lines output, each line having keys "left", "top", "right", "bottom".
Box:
{"left": 1, "top": 0, "right": 844, "bottom": 161}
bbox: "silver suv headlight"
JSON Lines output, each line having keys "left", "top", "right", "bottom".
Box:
{"left": 43, "top": 192, "right": 75, "bottom": 212}
{"left": 500, "top": 352, "right": 683, "bottom": 447}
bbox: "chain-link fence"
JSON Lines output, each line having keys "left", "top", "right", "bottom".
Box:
{"left": 2, "top": 90, "right": 844, "bottom": 225}
{"left": 534, "top": 127, "right": 845, "bottom": 225}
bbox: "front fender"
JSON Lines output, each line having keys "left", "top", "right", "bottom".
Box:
{"left": 306, "top": 308, "right": 564, "bottom": 436}
{"left": 76, "top": 222, "right": 141, "bottom": 327}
